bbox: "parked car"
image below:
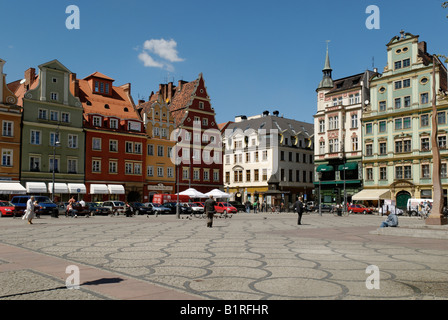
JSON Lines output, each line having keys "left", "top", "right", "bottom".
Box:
{"left": 163, "top": 202, "right": 193, "bottom": 215}
{"left": 11, "top": 195, "right": 58, "bottom": 217}
{"left": 144, "top": 203, "right": 171, "bottom": 215}
{"left": 129, "top": 202, "right": 152, "bottom": 215}
{"left": 214, "top": 202, "right": 237, "bottom": 214}
{"left": 187, "top": 203, "right": 204, "bottom": 213}
{"left": 314, "top": 204, "right": 334, "bottom": 213}
{"left": 348, "top": 204, "right": 373, "bottom": 214}
{"left": 228, "top": 201, "right": 245, "bottom": 212}
{"left": 102, "top": 201, "right": 126, "bottom": 215}
{"left": 86, "top": 202, "right": 111, "bottom": 216}
{"left": 0, "top": 201, "right": 15, "bottom": 217}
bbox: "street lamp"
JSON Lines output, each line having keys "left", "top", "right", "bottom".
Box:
{"left": 318, "top": 171, "right": 322, "bottom": 216}
{"left": 52, "top": 136, "right": 60, "bottom": 203}
{"left": 340, "top": 155, "right": 347, "bottom": 214}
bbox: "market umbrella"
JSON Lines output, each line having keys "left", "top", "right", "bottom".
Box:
{"left": 205, "top": 189, "right": 230, "bottom": 198}
{"left": 178, "top": 188, "right": 207, "bottom": 198}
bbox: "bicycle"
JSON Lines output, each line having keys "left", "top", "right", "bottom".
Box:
{"left": 192, "top": 211, "right": 206, "bottom": 219}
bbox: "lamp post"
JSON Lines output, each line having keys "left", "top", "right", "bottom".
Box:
{"left": 51, "top": 129, "right": 60, "bottom": 203}
{"left": 340, "top": 155, "right": 347, "bottom": 214}
{"left": 318, "top": 171, "right": 322, "bottom": 216}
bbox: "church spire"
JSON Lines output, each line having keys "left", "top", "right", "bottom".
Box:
{"left": 317, "top": 41, "right": 334, "bottom": 90}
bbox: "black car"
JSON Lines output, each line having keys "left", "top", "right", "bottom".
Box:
{"left": 129, "top": 202, "right": 152, "bottom": 215}
{"left": 163, "top": 202, "right": 193, "bottom": 215}
{"left": 228, "top": 201, "right": 246, "bottom": 212}
{"left": 86, "top": 202, "right": 111, "bottom": 216}
{"left": 315, "top": 204, "right": 334, "bottom": 213}
{"left": 10, "top": 195, "right": 58, "bottom": 217}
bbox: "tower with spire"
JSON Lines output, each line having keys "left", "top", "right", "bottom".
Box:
{"left": 317, "top": 41, "right": 334, "bottom": 91}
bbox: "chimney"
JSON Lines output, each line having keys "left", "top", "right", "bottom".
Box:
{"left": 70, "top": 73, "right": 79, "bottom": 97}
{"left": 138, "top": 99, "right": 145, "bottom": 105}
{"left": 273, "top": 110, "right": 279, "bottom": 117}
{"left": 24, "top": 68, "right": 36, "bottom": 89}
{"left": 418, "top": 41, "right": 427, "bottom": 54}
{"left": 262, "top": 110, "right": 270, "bottom": 117}
{"left": 121, "top": 83, "right": 131, "bottom": 94}
{"left": 168, "top": 82, "right": 173, "bottom": 102}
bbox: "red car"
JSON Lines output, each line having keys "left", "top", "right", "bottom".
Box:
{"left": 0, "top": 201, "right": 15, "bottom": 217}
{"left": 214, "top": 202, "right": 237, "bottom": 214}
{"left": 348, "top": 204, "right": 373, "bottom": 214}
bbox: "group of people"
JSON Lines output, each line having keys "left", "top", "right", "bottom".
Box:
{"left": 66, "top": 196, "right": 85, "bottom": 218}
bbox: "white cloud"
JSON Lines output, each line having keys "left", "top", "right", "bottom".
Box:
{"left": 138, "top": 38, "right": 184, "bottom": 71}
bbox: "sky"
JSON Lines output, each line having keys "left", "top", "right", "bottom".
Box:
{"left": 0, "top": 0, "right": 447, "bottom": 125}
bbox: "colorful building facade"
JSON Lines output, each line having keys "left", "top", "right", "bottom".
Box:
{"left": 362, "top": 31, "right": 448, "bottom": 209}
{"left": 74, "top": 71, "right": 146, "bottom": 202}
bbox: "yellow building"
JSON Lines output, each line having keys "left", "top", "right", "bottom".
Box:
{"left": 0, "top": 58, "right": 21, "bottom": 185}
{"left": 138, "top": 95, "right": 176, "bottom": 202}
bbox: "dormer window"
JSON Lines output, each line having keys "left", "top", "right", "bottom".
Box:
{"left": 105, "top": 104, "right": 110, "bottom": 109}
{"left": 105, "top": 83, "right": 110, "bottom": 94}
{"left": 93, "top": 116, "right": 102, "bottom": 127}
{"left": 110, "top": 119, "right": 118, "bottom": 129}
{"left": 124, "top": 107, "right": 129, "bottom": 112}
{"left": 95, "top": 81, "right": 99, "bottom": 92}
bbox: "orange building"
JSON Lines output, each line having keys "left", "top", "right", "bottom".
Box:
{"left": 0, "top": 59, "right": 22, "bottom": 187}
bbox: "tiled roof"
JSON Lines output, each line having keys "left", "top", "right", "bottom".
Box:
{"left": 77, "top": 74, "right": 140, "bottom": 121}
{"left": 169, "top": 79, "right": 198, "bottom": 127}
{"left": 10, "top": 75, "right": 39, "bottom": 107}
{"left": 84, "top": 71, "right": 115, "bottom": 81}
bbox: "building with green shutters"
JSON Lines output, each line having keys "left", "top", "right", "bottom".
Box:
{"left": 15, "top": 60, "right": 85, "bottom": 201}
{"left": 362, "top": 31, "right": 448, "bottom": 209}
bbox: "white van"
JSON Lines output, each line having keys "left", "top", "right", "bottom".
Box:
{"left": 406, "top": 199, "right": 433, "bottom": 216}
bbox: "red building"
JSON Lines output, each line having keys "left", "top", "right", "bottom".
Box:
{"left": 152, "top": 73, "right": 223, "bottom": 194}
{"left": 71, "top": 72, "right": 146, "bottom": 202}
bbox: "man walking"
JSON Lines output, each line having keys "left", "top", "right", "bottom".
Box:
{"left": 204, "top": 195, "right": 217, "bottom": 228}
{"left": 294, "top": 196, "right": 304, "bottom": 225}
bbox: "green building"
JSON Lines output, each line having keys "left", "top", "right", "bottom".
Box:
{"left": 18, "top": 60, "right": 85, "bottom": 201}
{"left": 361, "top": 31, "right": 448, "bottom": 209}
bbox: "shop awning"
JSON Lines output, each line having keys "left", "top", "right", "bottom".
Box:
{"left": 352, "top": 189, "right": 391, "bottom": 201}
{"left": 26, "top": 182, "right": 47, "bottom": 194}
{"left": 316, "top": 165, "right": 334, "bottom": 172}
{"left": 67, "top": 183, "right": 87, "bottom": 194}
{"left": 108, "top": 184, "right": 125, "bottom": 195}
{"left": 338, "top": 162, "right": 358, "bottom": 171}
{"left": 90, "top": 184, "right": 109, "bottom": 194}
{"left": 0, "top": 182, "right": 26, "bottom": 194}
{"left": 48, "top": 183, "right": 69, "bottom": 194}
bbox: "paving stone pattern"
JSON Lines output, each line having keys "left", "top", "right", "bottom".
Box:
{"left": 0, "top": 212, "right": 447, "bottom": 300}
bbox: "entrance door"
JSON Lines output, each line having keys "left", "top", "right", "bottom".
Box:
{"left": 396, "top": 191, "right": 411, "bottom": 210}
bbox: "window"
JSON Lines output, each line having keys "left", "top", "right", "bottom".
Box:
{"left": 167, "top": 167, "right": 174, "bottom": 178}
{"left": 193, "top": 169, "right": 199, "bottom": 180}
{"left": 109, "top": 161, "right": 118, "bottom": 174}
{"left": 422, "top": 164, "right": 430, "bottom": 178}
{"left": 262, "top": 169, "right": 268, "bottom": 181}
{"left": 403, "top": 117, "right": 411, "bottom": 129}
{"left": 93, "top": 116, "right": 102, "bottom": 127}
{"left": 394, "top": 61, "right": 402, "bottom": 70}
{"left": 1, "top": 149, "right": 12, "bottom": 167}
{"left": 153, "top": 127, "right": 160, "bottom": 137}
{"left": 95, "top": 81, "right": 99, "bottom": 92}
{"left": 379, "top": 121, "right": 387, "bottom": 133}
{"left": 351, "top": 137, "right": 358, "bottom": 151}
{"left": 404, "top": 96, "right": 411, "bottom": 107}
{"left": 394, "top": 81, "right": 402, "bottom": 90}
{"left": 161, "top": 128, "right": 167, "bottom": 138}
{"left": 105, "top": 83, "right": 110, "bottom": 94}
{"left": 38, "top": 109, "right": 48, "bottom": 120}
{"left": 403, "top": 79, "right": 410, "bottom": 88}
{"left": 30, "top": 130, "right": 41, "bottom": 145}
{"left": 366, "top": 144, "right": 373, "bottom": 156}
{"left": 366, "top": 168, "right": 373, "bottom": 180}
{"left": 438, "top": 136, "right": 447, "bottom": 149}
{"left": 319, "top": 120, "right": 325, "bottom": 133}
{"left": 395, "top": 166, "right": 403, "bottom": 179}
{"left": 30, "top": 156, "right": 40, "bottom": 172}
{"left": 125, "top": 163, "right": 133, "bottom": 174}
{"left": 50, "top": 132, "right": 60, "bottom": 146}
{"left": 50, "top": 93, "right": 58, "bottom": 101}
{"left": 134, "top": 163, "right": 142, "bottom": 175}
{"left": 68, "top": 134, "right": 78, "bottom": 148}
{"left": 202, "top": 118, "right": 208, "bottom": 126}
{"left": 395, "top": 98, "right": 401, "bottom": 109}
{"left": 395, "top": 119, "right": 403, "bottom": 130}
{"left": 403, "top": 140, "right": 412, "bottom": 152}
{"left": 262, "top": 150, "right": 268, "bottom": 161}
{"left": 404, "top": 165, "right": 412, "bottom": 179}
{"left": 157, "top": 146, "right": 164, "bottom": 157}
{"left": 395, "top": 141, "right": 403, "bottom": 153}
{"left": 213, "top": 170, "right": 219, "bottom": 182}
{"left": 421, "top": 93, "right": 429, "bottom": 104}
{"left": 134, "top": 143, "right": 142, "bottom": 154}
{"left": 421, "top": 137, "right": 430, "bottom": 151}
{"left": 379, "top": 142, "right": 387, "bottom": 155}
{"left": 225, "top": 172, "right": 230, "bottom": 183}
{"left": 92, "top": 160, "right": 101, "bottom": 173}
{"left": 147, "top": 144, "right": 154, "bottom": 156}
{"left": 438, "top": 112, "right": 446, "bottom": 125}
{"left": 199, "top": 102, "right": 204, "bottom": 109}
{"left": 92, "top": 138, "right": 101, "bottom": 151}
{"left": 147, "top": 166, "right": 154, "bottom": 177}
{"left": 68, "top": 159, "right": 77, "bottom": 174}
{"left": 110, "top": 119, "right": 118, "bottom": 129}
{"left": 365, "top": 123, "right": 373, "bottom": 134}
{"left": 421, "top": 114, "right": 429, "bottom": 127}
{"left": 380, "top": 167, "right": 387, "bottom": 180}
{"left": 109, "top": 140, "right": 118, "bottom": 152}
{"left": 203, "top": 170, "right": 210, "bottom": 181}
{"left": 125, "top": 142, "right": 133, "bottom": 153}
{"left": 2, "top": 121, "right": 13, "bottom": 137}
{"left": 50, "top": 111, "right": 59, "bottom": 121}
{"left": 351, "top": 114, "right": 358, "bottom": 128}
{"left": 61, "top": 112, "right": 70, "bottom": 123}
{"left": 403, "top": 58, "right": 410, "bottom": 68}
{"left": 167, "top": 147, "right": 173, "bottom": 158}
{"left": 379, "top": 101, "right": 386, "bottom": 112}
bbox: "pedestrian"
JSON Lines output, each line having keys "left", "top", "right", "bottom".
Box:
{"left": 22, "top": 196, "right": 36, "bottom": 224}
{"left": 245, "top": 200, "right": 251, "bottom": 213}
{"left": 294, "top": 196, "right": 304, "bottom": 225}
{"left": 204, "top": 195, "right": 217, "bottom": 228}
{"left": 253, "top": 201, "right": 258, "bottom": 213}
{"left": 380, "top": 209, "right": 399, "bottom": 228}
{"left": 125, "top": 201, "right": 133, "bottom": 217}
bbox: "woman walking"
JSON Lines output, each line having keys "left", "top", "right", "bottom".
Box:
{"left": 22, "top": 196, "right": 36, "bottom": 224}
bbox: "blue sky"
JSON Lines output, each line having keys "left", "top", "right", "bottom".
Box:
{"left": 1, "top": 0, "right": 447, "bottom": 125}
